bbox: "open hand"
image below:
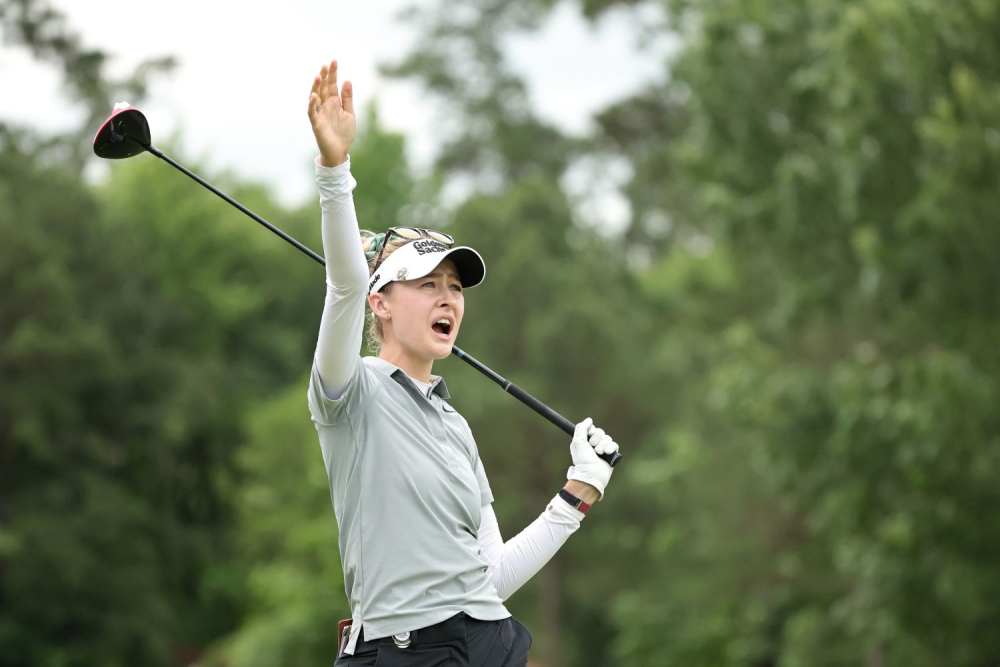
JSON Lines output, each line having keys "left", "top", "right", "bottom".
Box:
{"left": 307, "top": 60, "right": 356, "bottom": 167}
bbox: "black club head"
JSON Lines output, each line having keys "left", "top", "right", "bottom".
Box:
{"left": 93, "top": 104, "right": 152, "bottom": 159}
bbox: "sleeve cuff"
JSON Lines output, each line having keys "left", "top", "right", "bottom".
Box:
{"left": 549, "top": 493, "right": 586, "bottom": 522}
{"left": 315, "top": 154, "right": 351, "bottom": 175}
{"left": 315, "top": 154, "right": 357, "bottom": 202}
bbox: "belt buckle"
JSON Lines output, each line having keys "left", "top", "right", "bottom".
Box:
{"left": 392, "top": 631, "right": 412, "bottom": 649}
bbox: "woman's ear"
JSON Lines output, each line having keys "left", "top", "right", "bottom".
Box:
{"left": 369, "top": 292, "right": 390, "bottom": 320}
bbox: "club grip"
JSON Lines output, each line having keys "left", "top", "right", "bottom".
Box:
{"left": 505, "top": 382, "right": 622, "bottom": 467}
{"left": 451, "top": 346, "right": 622, "bottom": 468}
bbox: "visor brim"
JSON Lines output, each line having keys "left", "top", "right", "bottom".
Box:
{"left": 443, "top": 246, "right": 486, "bottom": 289}
{"left": 367, "top": 243, "right": 486, "bottom": 295}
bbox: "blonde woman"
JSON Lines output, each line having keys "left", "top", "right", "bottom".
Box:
{"left": 307, "top": 60, "right": 619, "bottom": 667}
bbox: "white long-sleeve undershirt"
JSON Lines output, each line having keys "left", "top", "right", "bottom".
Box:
{"left": 314, "top": 156, "right": 368, "bottom": 401}
{"left": 313, "top": 157, "right": 586, "bottom": 601}
{"left": 476, "top": 496, "right": 585, "bottom": 601}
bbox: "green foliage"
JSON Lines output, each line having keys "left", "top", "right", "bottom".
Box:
{"left": 1, "top": 91, "right": 324, "bottom": 667}
{"left": 202, "top": 381, "right": 348, "bottom": 667}
{"left": 593, "top": 0, "right": 1000, "bottom": 664}
{"left": 350, "top": 105, "right": 416, "bottom": 233}
{"left": 0, "top": 140, "right": 236, "bottom": 666}
{"left": 381, "top": 0, "right": 577, "bottom": 188}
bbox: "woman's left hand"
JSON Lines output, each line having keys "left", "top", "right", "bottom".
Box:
{"left": 566, "top": 418, "right": 618, "bottom": 501}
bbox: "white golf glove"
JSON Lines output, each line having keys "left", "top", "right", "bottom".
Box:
{"left": 567, "top": 418, "right": 619, "bottom": 500}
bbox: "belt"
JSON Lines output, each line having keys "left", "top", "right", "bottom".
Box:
{"left": 355, "top": 612, "right": 501, "bottom": 651}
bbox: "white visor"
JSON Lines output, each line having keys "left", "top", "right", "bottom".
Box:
{"left": 367, "top": 238, "right": 486, "bottom": 295}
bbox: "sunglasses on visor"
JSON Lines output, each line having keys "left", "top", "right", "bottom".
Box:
{"left": 372, "top": 226, "right": 455, "bottom": 269}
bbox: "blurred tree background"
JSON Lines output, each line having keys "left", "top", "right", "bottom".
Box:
{"left": 2, "top": 0, "right": 999, "bottom": 665}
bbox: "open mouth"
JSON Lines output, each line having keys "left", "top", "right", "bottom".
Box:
{"left": 432, "top": 318, "right": 453, "bottom": 337}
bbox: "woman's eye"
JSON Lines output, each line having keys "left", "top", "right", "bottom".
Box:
{"left": 450, "top": 284, "right": 462, "bottom": 291}
{"left": 422, "top": 281, "right": 434, "bottom": 287}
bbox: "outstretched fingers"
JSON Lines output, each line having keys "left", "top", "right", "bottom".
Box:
{"left": 341, "top": 80, "right": 354, "bottom": 115}
{"left": 307, "top": 75, "right": 322, "bottom": 120}
{"left": 326, "top": 60, "right": 341, "bottom": 108}
{"left": 308, "top": 61, "right": 344, "bottom": 122}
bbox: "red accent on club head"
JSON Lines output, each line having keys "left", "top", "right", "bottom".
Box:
{"left": 93, "top": 105, "right": 152, "bottom": 159}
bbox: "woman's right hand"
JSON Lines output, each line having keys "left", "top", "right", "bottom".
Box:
{"left": 308, "top": 60, "right": 356, "bottom": 168}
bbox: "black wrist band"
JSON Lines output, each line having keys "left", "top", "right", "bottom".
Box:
{"left": 559, "top": 488, "right": 591, "bottom": 514}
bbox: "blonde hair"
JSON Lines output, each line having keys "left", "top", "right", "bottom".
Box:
{"left": 361, "top": 231, "right": 411, "bottom": 353}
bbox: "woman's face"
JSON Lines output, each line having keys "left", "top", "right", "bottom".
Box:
{"left": 375, "top": 258, "right": 465, "bottom": 363}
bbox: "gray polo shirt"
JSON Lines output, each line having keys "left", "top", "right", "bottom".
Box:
{"left": 308, "top": 355, "right": 510, "bottom": 653}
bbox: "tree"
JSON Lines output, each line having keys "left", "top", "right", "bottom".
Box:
{"left": 596, "top": 0, "right": 1000, "bottom": 663}
{"left": 0, "top": 112, "right": 324, "bottom": 667}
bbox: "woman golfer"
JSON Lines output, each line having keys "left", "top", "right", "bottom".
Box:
{"left": 306, "top": 60, "right": 620, "bottom": 667}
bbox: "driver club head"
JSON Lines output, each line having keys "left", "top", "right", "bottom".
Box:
{"left": 93, "top": 103, "right": 152, "bottom": 159}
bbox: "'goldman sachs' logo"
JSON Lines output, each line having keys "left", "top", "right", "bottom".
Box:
{"left": 412, "top": 239, "right": 448, "bottom": 255}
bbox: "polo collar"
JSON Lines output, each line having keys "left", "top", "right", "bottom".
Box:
{"left": 366, "top": 356, "right": 451, "bottom": 399}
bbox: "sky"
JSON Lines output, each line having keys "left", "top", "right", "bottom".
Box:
{"left": 1, "top": 0, "right": 671, "bottom": 208}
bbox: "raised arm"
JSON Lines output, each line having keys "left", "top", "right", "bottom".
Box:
{"left": 308, "top": 61, "right": 369, "bottom": 399}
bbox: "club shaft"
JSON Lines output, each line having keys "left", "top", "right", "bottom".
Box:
{"left": 451, "top": 347, "right": 621, "bottom": 468}
{"left": 144, "top": 144, "right": 620, "bottom": 468}
{"left": 149, "top": 145, "right": 327, "bottom": 266}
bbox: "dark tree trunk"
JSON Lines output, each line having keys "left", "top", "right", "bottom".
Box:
{"left": 540, "top": 559, "right": 561, "bottom": 667}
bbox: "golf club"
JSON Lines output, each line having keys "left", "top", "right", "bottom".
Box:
{"left": 94, "top": 104, "right": 621, "bottom": 468}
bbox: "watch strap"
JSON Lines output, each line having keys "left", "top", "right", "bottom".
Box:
{"left": 559, "top": 487, "right": 591, "bottom": 514}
